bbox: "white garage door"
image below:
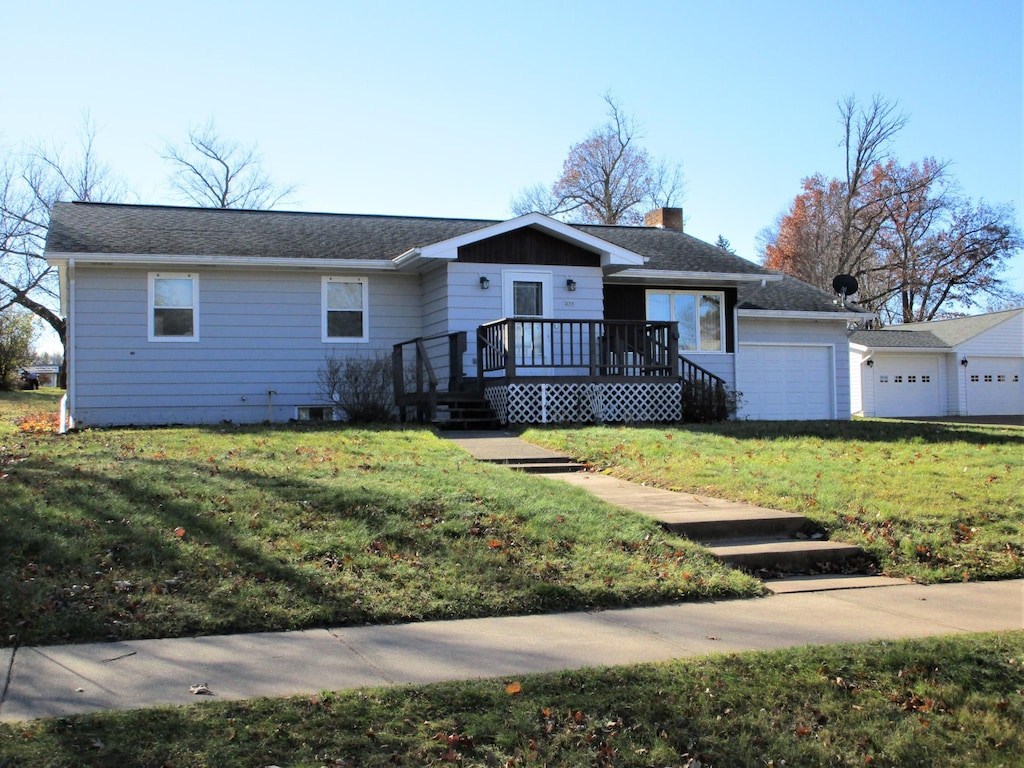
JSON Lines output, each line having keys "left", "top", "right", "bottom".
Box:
{"left": 738, "top": 344, "right": 833, "bottom": 420}
{"left": 873, "top": 354, "right": 944, "bottom": 417}
{"left": 965, "top": 357, "right": 1024, "bottom": 415}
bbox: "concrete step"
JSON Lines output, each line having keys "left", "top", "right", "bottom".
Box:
{"left": 481, "top": 457, "right": 585, "bottom": 474}
{"left": 765, "top": 575, "right": 909, "bottom": 594}
{"left": 661, "top": 509, "right": 818, "bottom": 541}
{"left": 704, "top": 538, "right": 867, "bottom": 575}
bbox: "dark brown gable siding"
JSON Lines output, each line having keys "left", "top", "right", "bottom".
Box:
{"left": 457, "top": 227, "right": 601, "bottom": 267}
{"left": 604, "top": 284, "right": 738, "bottom": 353}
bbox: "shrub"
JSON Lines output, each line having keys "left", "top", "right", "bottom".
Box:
{"left": 681, "top": 379, "right": 741, "bottom": 423}
{"left": 317, "top": 353, "right": 398, "bottom": 423}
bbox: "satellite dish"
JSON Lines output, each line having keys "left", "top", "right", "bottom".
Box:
{"left": 832, "top": 274, "right": 859, "bottom": 298}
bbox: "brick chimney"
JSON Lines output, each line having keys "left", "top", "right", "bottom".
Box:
{"left": 644, "top": 207, "right": 683, "bottom": 231}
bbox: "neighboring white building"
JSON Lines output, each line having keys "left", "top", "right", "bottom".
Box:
{"left": 45, "top": 202, "right": 869, "bottom": 428}
{"left": 849, "top": 309, "right": 1024, "bottom": 418}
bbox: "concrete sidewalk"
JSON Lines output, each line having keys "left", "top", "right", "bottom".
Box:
{"left": 2, "top": 580, "right": 1021, "bottom": 721}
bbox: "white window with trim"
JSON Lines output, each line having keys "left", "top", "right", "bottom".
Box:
{"left": 322, "top": 276, "right": 369, "bottom": 342}
{"left": 149, "top": 272, "right": 198, "bottom": 341}
{"left": 646, "top": 290, "right": 725, "bottom": 352}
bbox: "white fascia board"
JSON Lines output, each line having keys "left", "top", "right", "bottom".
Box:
{"left": 611, "top": 269, "right": 784, "bottom": 284}
{"left": 398, "top": 212, "right": 646, "bottom": 269}
{"left": 857, "top": 344, "right": 952, "bottom": 354}
{"left": 44, "top": 252, "right": 396, "bottom": 271}
{"left": 738, "top": 309, "right": 867, "bottom": 321}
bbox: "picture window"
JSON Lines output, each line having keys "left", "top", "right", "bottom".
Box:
{"left": 647, "top": 290, "right": 725, "bottom": 352}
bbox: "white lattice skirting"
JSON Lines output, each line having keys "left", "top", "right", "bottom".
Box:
{"left": 484, "top": 382, "right": 682, "bottom": 424}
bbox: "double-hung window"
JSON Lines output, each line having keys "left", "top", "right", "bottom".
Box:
{"left": 322, "top": 276, "right": 369, "bottom": 342}
{"left": 149, "top": 273, "right": 198, "bottom": 341}
{"left": 647, "top": 290, "right": 725, "bottom": 352}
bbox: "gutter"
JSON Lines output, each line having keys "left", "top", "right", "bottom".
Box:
{"left": 45, "top": 252, "right": 397, "bottom": 271}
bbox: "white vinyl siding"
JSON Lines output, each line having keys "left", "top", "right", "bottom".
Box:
{"left": 149, "top": 272, "right": 198, "bottom": 341}
{"left": 322, "top": 276, "right": 369, "bottom": 342}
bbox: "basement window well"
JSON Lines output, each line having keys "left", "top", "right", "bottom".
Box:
{"left": 296, "top": 406, "right": 336, "bottom": 422}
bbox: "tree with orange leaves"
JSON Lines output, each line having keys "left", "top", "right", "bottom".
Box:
{"left": 760, "top": 96, "right": 1021, "bottom": 323}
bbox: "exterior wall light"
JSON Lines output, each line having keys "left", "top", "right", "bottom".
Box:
{"left": 961, "top": 357, "right": 969, "bottom": 367}
{"left": 566, "top": 278, "right": 577, "bottom": 292}
{"left": 479, "top": 276, "right": 490, "bottom": 290}
{"left": 865, "top": 358, "right": 874, "bottom": 368}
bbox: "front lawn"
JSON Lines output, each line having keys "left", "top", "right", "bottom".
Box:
{"left": 2, "top": 631, "right": 1021, "bottom": 766}
{"left": 0, "top": 393, "right": 758, "bottom": 647}
{"left": 523, "top": 420, "right": 1024, "bottom": 583}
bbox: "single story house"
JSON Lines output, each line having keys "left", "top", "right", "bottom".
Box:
{"left": 44, "top": 202, "right": 869, "bottom": 428}
{"left": 849, "top": 308, "right": 1024, "bottom": 418}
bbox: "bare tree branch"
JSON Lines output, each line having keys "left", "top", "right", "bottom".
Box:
{"left": 510, "top": 94, "right": 684, "bottom": 225}
{"left": 162, "top": 121, "right": 296, "bottom": 209}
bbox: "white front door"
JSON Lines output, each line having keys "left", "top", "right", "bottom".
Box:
{"left": 502, "top": 270, "right": 553, "bottom": 366}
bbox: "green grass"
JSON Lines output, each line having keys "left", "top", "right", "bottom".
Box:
{"left": 1, "top": 631, "right": 1021, "bottom": 766}
{"left": 522, "top": 421, "right": 1024, "bottom": 584}
{"left": 0, "top": 393, "right": 758, "bottom": 647}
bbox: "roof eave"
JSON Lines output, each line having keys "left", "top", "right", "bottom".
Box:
{"left": 850, "top": 340, "right": 952, "bottom": 353}
{"left": 45, "top": 252, "right": 397, "bottom": 271}
{"left": 609, "top": 269, "right": 783, "bottom": 286}
{"left": 738, "top": 308, "right": 871, "bottom": 320}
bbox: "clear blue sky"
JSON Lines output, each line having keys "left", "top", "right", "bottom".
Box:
{"left": 6, "top": 0, "right": 1023, "bottom": 297}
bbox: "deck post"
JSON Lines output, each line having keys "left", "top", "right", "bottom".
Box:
{"left": 392, "top": 344, "right": 406, "bottom": 422}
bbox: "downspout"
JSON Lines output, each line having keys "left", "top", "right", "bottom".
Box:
{"left": 60, "top": 258, "right": 76, "bottom": 433}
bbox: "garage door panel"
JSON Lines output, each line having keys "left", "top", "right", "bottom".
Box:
{"left": 966, "top": 357, "right": 1023, "bottom": 416}
{"left": 738, "top": 344, "right": 833, "bottom": 420}
{"left": 873, "top": 355, "right": 943, "bottom": 417}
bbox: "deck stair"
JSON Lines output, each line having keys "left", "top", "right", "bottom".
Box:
{"left": 432, "top": 393, "right": 502, "bottom": 431}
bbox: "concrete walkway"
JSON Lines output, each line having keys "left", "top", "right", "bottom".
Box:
{"left": 3, "top": 581, "right": 1021, "bottom": 722}
{"left": 2, "top": 431, "right": 1021, "bottom": 723}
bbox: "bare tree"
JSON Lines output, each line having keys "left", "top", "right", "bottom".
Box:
{"left": 1, "top": 115, "right": 126, "bottom": 351}
{"left": 511, "top": 94, "right": 684, "bottom": 225}
{"left": 162, "top": 121, "right": 296, "bottom": 209}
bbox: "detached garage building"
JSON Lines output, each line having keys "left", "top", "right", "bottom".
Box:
{"left": 850, "top": 308, "right": 1024, "bottom": 418}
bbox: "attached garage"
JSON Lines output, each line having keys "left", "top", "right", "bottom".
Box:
{"left": 737, "top": 343, "right": 834, "bottom": 420}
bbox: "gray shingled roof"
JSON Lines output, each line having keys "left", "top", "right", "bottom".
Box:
{"left": 849, "top": 329, "right": 949, "bottom": 349}
{"left": 45, "top": 202, "right": 865, "bottom": 315}
{"left": 850, "top": 308, "right": 1023, "bottom": 349}
{"left": 46, "top": 202, "right": 772, "bottom": 277}
{"left": 897, "top": 309, "right": 1023, "bottom": 346}
{"left": 737, "top": 273, "right": 871, "bottom": 314}
{"left": 45, "top": 202, "right": 496, "bottom": 261}
{"left": 575, "top": 223, "right": 776, "bottom": 277}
